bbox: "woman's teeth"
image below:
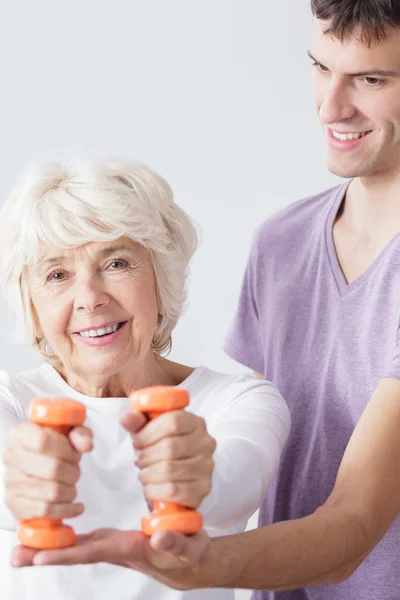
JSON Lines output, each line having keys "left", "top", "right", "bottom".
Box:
{"left": 79, "top": 323, "right": 121, "bottom": 338}
{"left": 332, "top": 130, "right": 371, "bottom": 141}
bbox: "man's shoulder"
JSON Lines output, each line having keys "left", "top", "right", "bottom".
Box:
{"left": 253, "top": 183, "right": 346, "bottom": 253}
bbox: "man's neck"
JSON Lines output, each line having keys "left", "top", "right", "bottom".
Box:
{"left": 333, "top": 172, "right": 400, "bottom": 285}
{"left": 342, "top": 173, "right": 400, "bottom": 244}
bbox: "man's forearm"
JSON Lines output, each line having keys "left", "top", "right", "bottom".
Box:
{"left": 190, "top": 502, "right": 374, "bottom": 591}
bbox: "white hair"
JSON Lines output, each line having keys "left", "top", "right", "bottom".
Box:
{"left": 0, "top": 157, "right": 199, "bottom": 360}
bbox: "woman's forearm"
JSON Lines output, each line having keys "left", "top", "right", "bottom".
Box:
{"left": 200, "top": 438, "right": 280, "bottom": 531}
{"left": 201, "top": 381, "right": 290, "bottom": 531}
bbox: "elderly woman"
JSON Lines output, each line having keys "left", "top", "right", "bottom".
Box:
{"left": 0, "top": 158, "right": 290, "bottom": 600}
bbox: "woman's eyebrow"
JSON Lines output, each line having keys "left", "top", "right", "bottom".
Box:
{"left": 98, "top": 244, "right": 136, "bottom": 258}
{"left": 36, "top": 254, "right": 67, "bottom": 271}
{"left": 36, "top": 244, "right": 138, "bottom": 274}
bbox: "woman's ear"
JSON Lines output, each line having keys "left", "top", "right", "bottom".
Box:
{"left": 31, "top": 302, "right": 44, "bottom": 339}
{"left": 157, "top": 298, "right": 165, "bottom": 318}
{"left": 36, "top": 325, "right": 44, "bottom": 339}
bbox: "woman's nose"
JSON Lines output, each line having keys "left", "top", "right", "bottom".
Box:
{"left": 73, "top": 277, "right": 110, "bottom": 313}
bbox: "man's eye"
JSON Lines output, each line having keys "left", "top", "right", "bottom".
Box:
{"left": 313, "top": 61, "right": 329, "bottom": 73}
{"left": 363, "top": 76, "right": 384, "bottom": 87}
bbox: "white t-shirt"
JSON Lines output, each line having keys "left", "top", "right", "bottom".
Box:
{"left": 0, "top": 363, "right": 290, "bottom": 600}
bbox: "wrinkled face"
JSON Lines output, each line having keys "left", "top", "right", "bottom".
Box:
{"left": 310, "top": 19, "right": 400, "bottom": 179}
{"left": 28, "top": 238, "right": 162, "bottom": 380}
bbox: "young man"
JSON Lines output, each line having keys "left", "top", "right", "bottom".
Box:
{"left": 11, "top": 1, "right": 400, "bottom": 599}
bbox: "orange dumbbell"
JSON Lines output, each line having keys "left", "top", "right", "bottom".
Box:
{"left": 18, "top": 398, "right": 86, "bottom": 549}
{"left": 130, "top": 386, "right": 203, "bottom": 536}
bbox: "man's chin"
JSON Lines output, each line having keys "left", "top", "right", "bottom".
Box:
{"left": 325, "top": 156, "right": 366, "bottom": 180}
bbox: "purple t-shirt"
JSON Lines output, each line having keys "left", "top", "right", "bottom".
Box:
{"left": 224, "top": 182, "right": 400, "bottom": 600}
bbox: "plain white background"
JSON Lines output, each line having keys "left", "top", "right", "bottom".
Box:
{"left": 0, "top": 2, "right": 340, "bottom": 598}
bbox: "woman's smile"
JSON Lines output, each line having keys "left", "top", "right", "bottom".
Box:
{"left": 73, "top": 320, "right": 129, "bottom": 347}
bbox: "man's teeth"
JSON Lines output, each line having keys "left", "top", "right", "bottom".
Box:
{"left": 79, "top": 323, "right": 120, "bottom": 338}
{"left": 332, "top": 130, "right": 371, "bottom": 141}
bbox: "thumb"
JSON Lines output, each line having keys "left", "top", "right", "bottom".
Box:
{"left": 11, "top": 545, "right": 39, "bottom": 568}
{"left": 149, "top": 530, "right": 210, "bottom": 565}
{"left": 120, "top": 411, "right": 148, "bottom": 436}
{"left": 69, "top": 426, "right": 94, "bottom": 453}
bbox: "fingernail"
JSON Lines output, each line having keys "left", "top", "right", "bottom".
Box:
{"left": 132, "top": 435, "right": 143, "bottom": 448}
{"left": 160, "top": 539, "right": 175, "bottom": 551}
{"left": 75, "top": 431, "right": 90, "bottom": 439}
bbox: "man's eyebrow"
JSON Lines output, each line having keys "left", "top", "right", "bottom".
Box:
{"left": 307, "top": 50, "right": 324, "bottom": 65}
{"left": 307, "top": 50, "right": 400, "bottom": 78}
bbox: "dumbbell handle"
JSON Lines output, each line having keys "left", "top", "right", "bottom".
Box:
{"left": 18, "top": 398, "right": 86, "bottom": 549}
{"left": 130, "top": 386, "right": 203, "bottom": 536}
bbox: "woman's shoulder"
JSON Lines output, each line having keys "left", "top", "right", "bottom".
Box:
{"left": 184, "top": 366, "right": 285, "bottom": 407}
{"left": 0, "top": 363, "right": 55, "bottom": 414}
{"left": 187, "top": 367, "right": 290, "bottom": 442}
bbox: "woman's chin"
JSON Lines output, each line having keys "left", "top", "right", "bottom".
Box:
{"left": 72, "top": 349, "right": 133, "bottom": 380}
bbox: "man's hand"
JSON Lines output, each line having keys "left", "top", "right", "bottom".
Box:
{"left": 11, "top": 528, "right": 210, "bottom": 590}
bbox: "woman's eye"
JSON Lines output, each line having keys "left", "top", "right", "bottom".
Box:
{"left": 47, "top": 270, "right": 67, "bottom": 282}
{"left": 109, "top": 260, "right": 128, "bottom": 270}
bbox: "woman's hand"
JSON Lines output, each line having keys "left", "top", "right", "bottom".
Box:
{"left": 3, "top": 422, "right": 93, "bottom": 522}
{"left": 121, "top": 410, "right": 216, "bottom": 508}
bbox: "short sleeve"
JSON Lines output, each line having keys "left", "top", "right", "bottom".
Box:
{"left": 384, "top": 333, "right": 400, "bottom": 380}
{"left": 223, "top": 227, "right": 265, "bottom": 374}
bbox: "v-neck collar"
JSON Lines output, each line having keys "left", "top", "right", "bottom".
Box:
{"left": 325, "top": 180, "right": 400, "bottom": 297}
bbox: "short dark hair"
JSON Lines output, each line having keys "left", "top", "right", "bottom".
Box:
{"left": 311, "top": 0, "right": 400, "bottom": 45}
